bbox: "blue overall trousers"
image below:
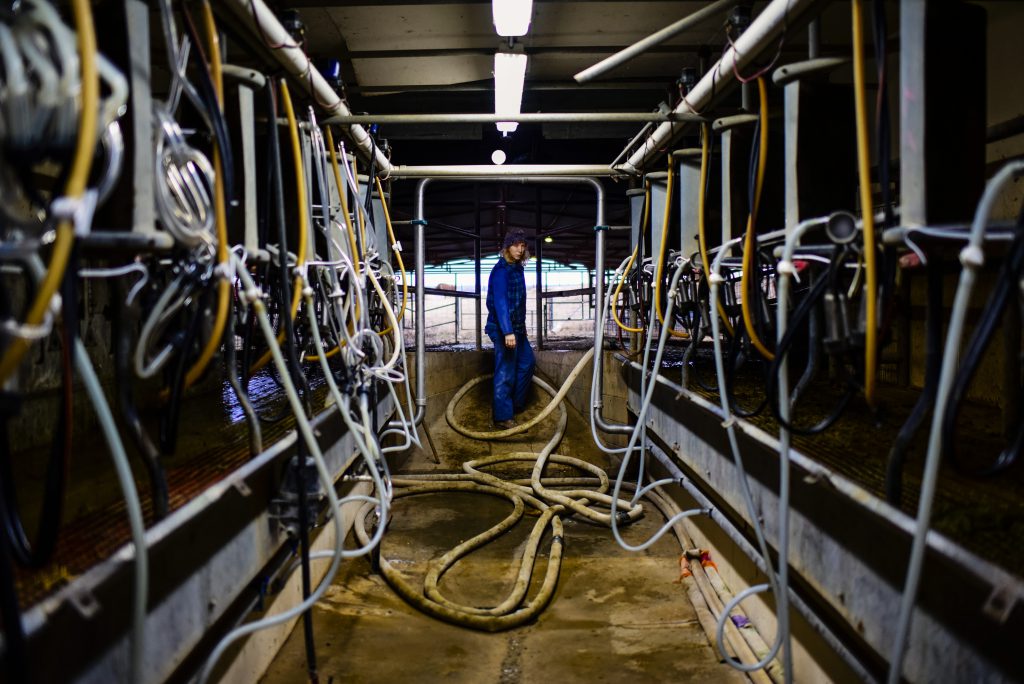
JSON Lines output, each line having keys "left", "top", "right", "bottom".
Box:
{"left": 485, "top": 257, "right": 535, "bottom": 422}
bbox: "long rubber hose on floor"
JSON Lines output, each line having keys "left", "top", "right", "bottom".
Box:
{"left": 363, "top": 343, "right": 649, "bottom": 631}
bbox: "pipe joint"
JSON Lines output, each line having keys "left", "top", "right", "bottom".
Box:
{"left": 593, "top": 224, "right": 609, "bottom": 232}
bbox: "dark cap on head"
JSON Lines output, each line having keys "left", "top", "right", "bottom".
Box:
{"left": 502, "top": 228, "right": 528, "bottom": 249}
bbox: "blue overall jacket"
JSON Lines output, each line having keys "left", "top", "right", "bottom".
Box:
{"left": 485, "top": 257, "right": 527, "bottom": 336}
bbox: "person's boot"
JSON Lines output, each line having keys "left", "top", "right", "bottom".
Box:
{"left": 493, "top": 419, "right": 516, "bottom": 430}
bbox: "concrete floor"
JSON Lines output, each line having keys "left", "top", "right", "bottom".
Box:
{"left": 262, "top": 375, "right": 745, "bottom": 684}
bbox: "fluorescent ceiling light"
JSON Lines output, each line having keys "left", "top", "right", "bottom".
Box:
{"left": 494, "top": 52, "right": 527, "bottom": 135}
{"left": 492, "top": 0, "right": 533, "bottom": 37}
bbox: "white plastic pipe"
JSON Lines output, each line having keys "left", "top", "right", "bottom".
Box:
{"left": 218, "top": 0, "right": 391, "bottom": 172}
{"left": 619, "top": 0, "right": 822, "bottom": 174}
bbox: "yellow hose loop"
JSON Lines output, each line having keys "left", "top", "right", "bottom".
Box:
{"left": 177, "top": 0, "right": 230, "bottom": 394}
{"left": 653, "top": 154, "right": 689, "bottom": 339}
{"left": 739, "top": 77, "right": 775, "bottom": 361}
{"left": 374, "top": 176, "right": 408, "bottom": 336}
{"left": 698, "top": 122, "right": 735, "bottom": 337}
{"left": 852, "top": 0, "right": 879, "bottom": 406}
{"left": 0, "top": 0, "right": 98, "bottom": 386}
{"left": 250, "top": 80, "right": 309, "bottom": 375}
{"left": 326, "top": 127, "right": 362, "bottom": 276}
{"left": 611, "top": 182, "right": 647, "bottom": 334}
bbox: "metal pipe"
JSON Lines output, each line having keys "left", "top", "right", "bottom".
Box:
{"left": 619, "top": 0, "right": 824, "bottom": 173}
{"left": 474, "top": 187, "right": 483, "bottom": 352}
{"left": 574, "top": 0, "right": 735, "bottom": 84}
{"left": 412, "top": 174, "right": 627, "bottom": 434}
{"left": 325, "top": 112, "right": 702, "bottom": 125}
{"left": 389, "top": 165, "right": 624, "bottom": 178}
{"left": 218, "top": 0, "right": 391, "bottom": 172}
{"left": 414, "top": 182, "right": 429, "bottom": 424}
{"left": 808, "top": 17, "right": 821, "bottom": 59}
{"left": 534, "top": 189, "right": 545, "bottom": 350}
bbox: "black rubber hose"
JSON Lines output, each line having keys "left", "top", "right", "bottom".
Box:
{"left": 940, "top": 231, "right": 1024, "bottom": 476}
{"left": 266, "top": 76, "right": 318, "bottom": 678}
{"left": 0, "top": 256, "right": 75, "bottom": 568}
{"left": 767, "top": 265, "right": 856, "bottom": 435}
{"left": 885, "top": 261, "right": 943, "bottom": 504}
{"left": 178, "top": 0, "right": 236, "bottom": 214}
{"left": 789, "top": 302, "right": 820, "bottom": 406}
{"left": 0, "top": 485, "right": 27, "bottom": 683}
{"left": 160, "top": 284, "right": 210, "bottom": 455}
{"left": 224, "top": 287, "right": 263, "bottom": 455}
{"left": 113, "top": 279, "right": 170, "bottom": 520}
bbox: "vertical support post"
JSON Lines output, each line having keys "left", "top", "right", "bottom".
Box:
{"left": 237, "top": 84, "right": 259, "bottom": 254}
{"left": 535, "top": 187, "right": 544, "bottom": 350}
{"left": 414, "top": 216, "right": 426, "bottom": 417}
{"left": 454, "top": 297, "right": 460, "bottom": 344}
{"left": 900, "top": 0, "right": 986, "bottom": 226}
{"left": 125, "top": 0, "right": 155, "bottom": 234}
{"left": 474, "top": 185, "right": 483, "bottom": 351}
{"left": 675, "top": 148, "right": 704, "bottom": 259}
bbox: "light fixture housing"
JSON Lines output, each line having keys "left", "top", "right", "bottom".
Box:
{"left": 492, "top": 0, "right": 533, "bottom": 37}
{"left": 491, "top": 149, "right": 507, "bottom": 165}
{"left": 494, "top": 51, "right": 527, "bottom": 135}
{"left": 544, "top": 235, "right": 553, "bottom": 243}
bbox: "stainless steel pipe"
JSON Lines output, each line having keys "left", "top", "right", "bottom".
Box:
{"left": 219, "top": 0, "right": 391, "bottom": 172}
{"left": 390, "top": 165, "right": 624, "bottom": 179}
{"left": 574, "top": 0, "right": 735, "bottom": 84}
{"left": 618, "top": 0, "right": 824, "bottom": 173}
{"left": 410, "top": 175, "right": 628, "bottom": 435}
{"left": 325, "top": 112, "right": 702, "bottom": 125}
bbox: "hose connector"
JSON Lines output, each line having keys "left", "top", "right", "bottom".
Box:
{"left": 594, "top": 224, "right": 609, "bottom": 232}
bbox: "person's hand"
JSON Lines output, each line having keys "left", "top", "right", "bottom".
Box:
{"left": 504, "top": 334, "right": 516, "bottom": 349}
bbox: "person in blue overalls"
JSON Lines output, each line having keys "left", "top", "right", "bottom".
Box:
{"left": 485, "top": 229, "right": 535, "bottom": 429}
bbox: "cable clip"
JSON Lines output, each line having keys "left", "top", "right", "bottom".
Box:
{"left": 593, "top": 225, "right": 609, "bottom": 232}
{"left": 392, "top": 241, "right": 402, "bottom": 252}
{"left": 50, "top": 189, "right": 98, "bottom": 237}
{"left": 776, "top": 260, "right": 797, "bottom": 277}
{"left": 410, "top": 219, "right": 428, "bottom": 226}
{"left": 959, "top": 244, "right": 985, "bottom": 270}
{"left": 551, "top": 535, "right": 564, "bottom": 546}
{"left": 720, "top": 416, "right": 736, "bottom": 429}
{"left": 243, "top": 286, "right": 263, "bottom": 303}
{"left": 213, "top": 262, "right": 233, "bottom": 281}
{"left": 708, "top": 273, "right": 725, "bottom": 286}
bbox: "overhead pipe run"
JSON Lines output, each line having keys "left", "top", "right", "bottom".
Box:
{"left": 218, "top": 0, "right": 391, "bottom": 172}
{"left": 574, "top": 0, "right": 735, "bottom": 84}
{"left": 411, "top": 176, "right": 629, "bottom": 436}
{"left": 617, "top": 0, "right": 823, "bottom": 174}
{"left": 390, "top": 165, "right": 624, "bottom": 179}
{"left": 324, "top": 112, "right": 703, "bottom": 125}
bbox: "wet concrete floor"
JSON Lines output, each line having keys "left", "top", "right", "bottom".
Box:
{"left": 262, "top": 376, "right": 745, "bottom": 683}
